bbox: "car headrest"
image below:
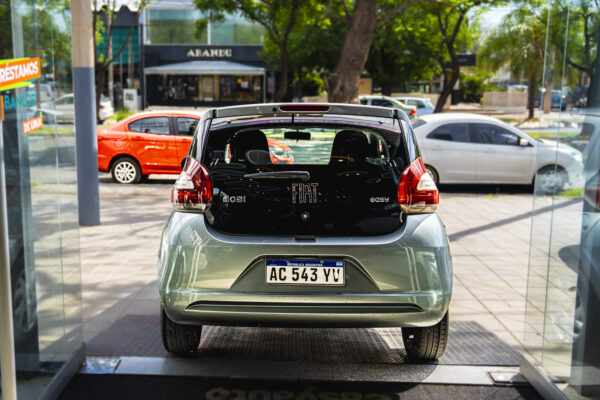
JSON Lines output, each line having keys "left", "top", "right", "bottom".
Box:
{"left": 229, "top": 130, "right": 271, "bottom": 165}
{"left": 330, "top": 130, "right": 370, "bottom": 165}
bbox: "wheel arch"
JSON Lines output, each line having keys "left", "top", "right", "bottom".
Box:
{"left": 533, "top": 163, "right": 567, "bottom": 184}
{"left": 109, "top": 154, "right": 143, "bottom": 174}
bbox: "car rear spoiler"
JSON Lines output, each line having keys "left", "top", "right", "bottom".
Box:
{"left": 209, "top": 103, "right": 404, "bottom": 120}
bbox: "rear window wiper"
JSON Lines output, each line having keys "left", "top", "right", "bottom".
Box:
{"left": 243, "top": 171, "right": 310, "bottom": 181}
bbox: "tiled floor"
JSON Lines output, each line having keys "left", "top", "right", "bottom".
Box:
{"left": 80, "top": 179, "right": 535, "bottom": 354}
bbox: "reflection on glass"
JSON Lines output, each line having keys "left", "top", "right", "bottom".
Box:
{"left": 1, "top": 0, "right": 83, "bottom": 398}
{"left": 147, "top": 9, "right": 207, "bottom": 44}
{"left": 210, "top": 14, "right": 265, "bottom": 45}
{"left": 523, "top": 0, "right": 599, "bottom": 396}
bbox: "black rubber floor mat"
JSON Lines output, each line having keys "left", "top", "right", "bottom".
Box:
{"left": 58, "top": 374, "right": 542, "bottom": 400}
{"left": 86, "top": 315, "right": 521, "bottom": 366}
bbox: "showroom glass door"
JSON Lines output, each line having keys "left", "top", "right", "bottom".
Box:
{"left": 1, "top": 0, "right": 84, "bottom": 398}
{"left": 523, "top": 1, "right": 600, "bottom": 398}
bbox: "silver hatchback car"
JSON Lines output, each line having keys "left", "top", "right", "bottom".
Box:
{"left": 159, "top": 104, "right": 452, "bottom": 361}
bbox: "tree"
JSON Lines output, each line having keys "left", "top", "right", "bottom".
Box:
{"left": 479, "top": 4, "right": 546, "bottom": 118}
{"left": 195, "top": 0, "right": 311, "bottom": 102}
{"left": 326, "top": 0, "right": 435, "bottom": 103}
{"left": 365, "top": 17, "right": 437, "bottom": 96}
{"left": 93, "top": 0, "right": 146, "bottom": 122}
{"left": 259, "top": 1, "right": 346, "bottom": 99}
{"left": 398, "top": 1, "right": 482, "bottom": 112}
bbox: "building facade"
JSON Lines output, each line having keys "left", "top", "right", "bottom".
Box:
{"left": 140, "top": 0, "right": 271, "bottom": 108}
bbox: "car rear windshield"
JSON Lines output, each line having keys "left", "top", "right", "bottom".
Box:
{"left": 200, "top": 118, "right": 408, "bottom": 168}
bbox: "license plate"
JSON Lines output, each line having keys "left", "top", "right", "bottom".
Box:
{"left": 266, "top": 259, "right": 345, "bottom": 286}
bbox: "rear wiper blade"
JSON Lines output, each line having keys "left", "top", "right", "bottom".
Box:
{"left": 243, "top": 171, "right": 310, "bottom": 181}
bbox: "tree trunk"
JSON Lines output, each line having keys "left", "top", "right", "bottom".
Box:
{"left": 543, "top": 82, "right": 552, "bottom": 114}
{"left": 296, "top": 66, "right": 304, "bottom": 100}
{"left": 527, "top": 74, "right": 537, "bottom": 119}
{"left": 586, "top": 27, "right": 600, "bottom": 109}
{"left": 275, "top": 47, "right": 289, "bottom": 102}
{"left": 435, "top": 68, "right": 458, "bottom": 113}
{"left": 95, "top": 64, "right": 105, "bottom": 124}
{"left": 327, "top": 0, "right": 378, "bottom": 103}
{"left": 381, "top": 80, "right": 393, "bottom": 96}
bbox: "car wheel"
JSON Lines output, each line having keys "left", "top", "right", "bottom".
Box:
{"left": 161, "top": 306, "right": 201, "bottom": 355}
{"left": 402, "top": 312, "right": 449, "bottom": 362}
{"left": 424, "top": 165, "right": 439, "bottom": 186}
{"left": 111, "top": 157, "right": 142, "bottom": 184}
{"left": 535, "top": 166, "right": 567, "bottom": 195}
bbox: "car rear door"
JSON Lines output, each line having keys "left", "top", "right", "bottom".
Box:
{"left": 126, "top": 116, "right": 179, "bottom": 173}
{"left": 172, "top": 116, "right": 199, "bottom": 165}
{"left": 420, "top": 122, "right": 476, "bottom": 183}
{"left": 472, "top": 123, "right": 535, "bottom": 183}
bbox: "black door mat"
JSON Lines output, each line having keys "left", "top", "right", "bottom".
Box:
{"left": 58, "top": 374, "right": 541, "bottom": 400}
{"left": 86, "top": 315, "right": 521, "bottom": 366}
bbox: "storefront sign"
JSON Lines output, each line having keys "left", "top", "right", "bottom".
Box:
{"left": 3, "top": 93, "right": 36, "bottom": 109}
{"left": 22, "top": 114, "right": 43, "bottom": 134}
{"left": 0, "top": 57, "right": 41, "bottom": 91}
{"left": 187, "top": 48, "right": 232, "bottom": 58}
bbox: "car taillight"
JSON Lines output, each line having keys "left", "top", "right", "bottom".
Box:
{"left": 409, "top": 109, "right": 416, "bottom": 116}
{"left": 398, "top": 157, "right": 439, "bottom": 214}
{"left": 100, "top": 104, "right": 105, "bottom": 109}
{"left": 171, "top": 157, "right": 212, "bottom": 212}
{"left": 585, "top": 175, "right": 600, "bottom": 211}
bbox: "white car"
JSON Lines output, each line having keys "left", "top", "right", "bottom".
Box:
{"left": 395, "top": 97, "right": 435, "bottom": 116}
{"left": 413, "top": 113, "right": 583, "bottom": 193}
{"left": 32, "top": 94, "right": 114, "bottom": 123}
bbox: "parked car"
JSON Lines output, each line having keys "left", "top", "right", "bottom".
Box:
{"left": 359, "top": 95, "right": 417, "bottom": 119}
{"left": 159, "top": 103, "right": 452, "bottom": 361}
{"left": 413, "top": 113, "right": 583, "bottom": 193}
{"left": 98, "top": 111, "right": 292, "bottom": 184}
{"left": 535, "top": 89, "right": 567, "bottom": 111}
{"left": 395, "top": 97, "right": 435, "bottom": 116}
{"left": 30, "top": 94, "right": 114, "bottom": 123}
{"left": 26, "top": 82, "right": 56, "bottom": 103}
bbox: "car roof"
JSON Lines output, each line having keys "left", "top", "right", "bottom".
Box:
{"left": 416, "top": 112, "right": 504, "bottom": 124}
{"left": 395, "top": 97, "right": 430, "bottom": 101}
{"left": 211, "top": 103, "right": 399, "bottom": 119}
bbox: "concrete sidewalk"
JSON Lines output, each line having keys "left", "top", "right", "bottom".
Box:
{"left": 80, "top": 179, "right": 533, "bottom": 354}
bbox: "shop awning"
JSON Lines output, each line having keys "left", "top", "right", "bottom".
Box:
{"left": 144, "top": 61, "right": 265, "bottom": 76}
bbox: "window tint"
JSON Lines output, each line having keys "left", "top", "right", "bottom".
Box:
{"left": 359, "top": 98, "right": 368, "bottom": 105}
{"left": 129, "top": 117, "right": 170, "bottom": 134}
{"left": 427, "top": 123, "right": 471, "bottom": 143}
{"left": 474, "top": 123, "right": 520, "bottom": 146}
{"left": 372, "top": 99, "right": 393, "bottom": 107}
{"left": 176, "top": 117, "right": 199, "bottom": 135}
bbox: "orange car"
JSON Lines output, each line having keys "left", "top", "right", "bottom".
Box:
{"left": 98, "top": 111, "right": 293, "bottom": 184}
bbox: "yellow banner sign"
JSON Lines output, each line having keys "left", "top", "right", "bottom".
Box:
{"left": 22, "top": 115, "right": 43, "bottom": 134}
{"left": 0, "top": 58, "right": 41, "bottom": 91}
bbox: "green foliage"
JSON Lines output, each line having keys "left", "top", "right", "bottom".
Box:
{"left": 300, "top": 72, "right": 324, "bottom": 96}
{"left": 114, "top": 107, "right": 133, "bottom": 122}
{"left": 459, "top": 70, "right": 494, "bottom": 102}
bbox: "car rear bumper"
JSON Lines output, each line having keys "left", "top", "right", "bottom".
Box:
{"left": 159, "top": 212, "right": 452, "bottom": 328}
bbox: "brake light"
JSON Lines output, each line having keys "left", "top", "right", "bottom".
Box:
{"left": 279, "top": 104, "right": 330, "bottom": 112}
{"left": 409, "top": 109, "right": 416, "bottom": 116}
{"left": 398, "top": 157, "right": 439, "bottom": 214}
{"left": 171, "top": 157, "right": 212, "bottom": 212}
{"left": 585, "top": 175, "right": 600, "bottom": 211}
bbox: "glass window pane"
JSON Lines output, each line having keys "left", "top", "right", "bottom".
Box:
{"left": 129, "top": 117, "right": 170, "bottom": 134}
{"left": 474, "top": 123, "right": 520, "bottom": 146}
{"left": 147, "top": 9, "right": 207, "bottom": 44}
{"left": 210, "top": 13, "right": 265, "bottom": 45}
{"left": 427, "top": 123, "right": 470, "bottom": 142}
{"left": 176, "top": 117, "right": 199, "bottom": 136}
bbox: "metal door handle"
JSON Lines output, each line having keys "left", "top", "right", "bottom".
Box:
{"left": 132, "top": 136, "right": 144, "bottom": 141}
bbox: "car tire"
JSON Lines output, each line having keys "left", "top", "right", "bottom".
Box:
{"left": 111, "top": 157, "right": 142, "bottom": 184}
{"left": 424, "top": 165, "right": 439, "bottom": 186}
{"left": 535, "top": 166, "right": 567, "bottom": 195}
{"left": 161, "top": 306, "right": 201, "bottom": 355}
{"left": 402, "top": 312, "right": 449, "bottom": 362}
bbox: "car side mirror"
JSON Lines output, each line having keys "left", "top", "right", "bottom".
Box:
{"left": 519, "top": 138, "right": 530, "bottom": 147}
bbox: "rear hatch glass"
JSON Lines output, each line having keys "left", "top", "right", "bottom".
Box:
{"left": 201, "top": 116, "right": 408, "bottom": 236}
